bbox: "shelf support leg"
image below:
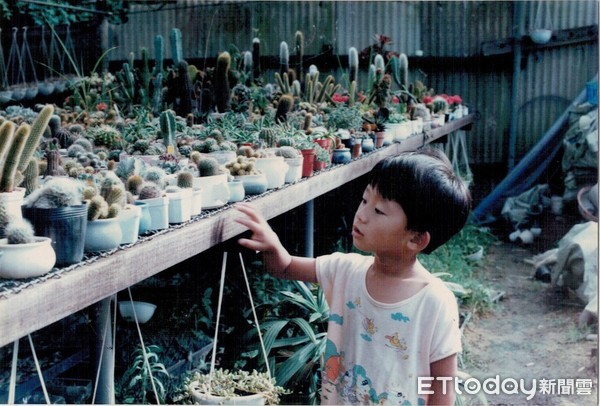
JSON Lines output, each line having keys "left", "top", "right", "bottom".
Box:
{"left": 94, "top": 297, "right": 115, "bottom": 404}
{"left": 304, "top": 199, "right": 314, "bottom": 258}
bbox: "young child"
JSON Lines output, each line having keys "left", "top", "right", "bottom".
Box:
{"left": 235, "top": 147, "right": 471, "bottom": 405}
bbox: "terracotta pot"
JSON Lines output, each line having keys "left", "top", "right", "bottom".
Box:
{"left": 352, "top": 143, "right": 362, "bottom": 158}
{"left": 301, "top": 149, "right": 315, "bottom": 178}
{"left": 375, "top": 132, "right": 385, "bottom": 148}
{"left": 313, "top": 160, "right": 327, "bottom": 171}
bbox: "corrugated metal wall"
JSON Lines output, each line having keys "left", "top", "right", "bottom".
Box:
{"left": 109, "top": 1, "right": 600, "bottom": 165}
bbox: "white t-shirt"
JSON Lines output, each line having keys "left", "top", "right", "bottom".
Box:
{"left": 316, "top": 252, "right": 462, "bottom": 405}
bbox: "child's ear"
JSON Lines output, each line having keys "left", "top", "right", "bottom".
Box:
{"left": 408, "top": 231, "right": 430, "bottom": 252}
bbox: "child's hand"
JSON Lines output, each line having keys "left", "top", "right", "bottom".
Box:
{"left": 234, "top": 202, "right": 292, "bottom": 273}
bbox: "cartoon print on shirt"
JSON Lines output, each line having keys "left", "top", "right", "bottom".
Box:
{"left": 384, "top": 332, "right": 409, "bottom": 359}
{"left": 361, "top": 317, "right": 377, "bottom": 342}
{"left": 338, "top": 364, "right": 389, "bottom": 404}
{"left": 329, "top": 313, "right": 344, "bottom": 325}
{"left": 346, "top": 297, "right": 361, "bottom": 310}
{"left": 391, "top": 312, "right": 410, "bottom": 323}
{"left": 323, "top": 339, "right": 345, "bottom": 386}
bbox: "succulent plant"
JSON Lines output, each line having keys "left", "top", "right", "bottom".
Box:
{"left": 143, "top": 166, "right": 167, "bottom": 189}
{"left": 215, "top": 51, "right": 232, "bottom": 113}
{"left": 24, "top": 177, "right": 83, "bottom": 209}
{"left": 126, "top": 175, "right": 144, "bottom": 195}
{"left": 176, "top": 171, "right": 194, "bottom": 189}
{"left": 276, "top": 146, "right": 302, "bottom": 159}
{"left": 138, "top": 182, "right": 163, "bottom": 200}
{"left": 5, "top": 219, "right": 36, "bottom": 244}
{"left": 198, "top": 157, "right": 221, "bottom": 177}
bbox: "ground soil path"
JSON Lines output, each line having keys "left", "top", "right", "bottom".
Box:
{"left": 461, "top": 211, "right": 598, "bottom": 406}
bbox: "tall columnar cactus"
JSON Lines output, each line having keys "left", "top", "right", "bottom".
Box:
{"left": 152, "top": 72, "right": 164, "bottom": 116}
{"left": 367, "top": 64, "right": 377, "bottom": 95}
{"left": 21, "top": 158, "right": 39, "bottom": 196}
{"left": 252, "top": 38, "right": 261, "bottom": 81}
{"left": 275, "top": 94, "right": 294, "bottom": 124}
{"left": 154, "top": 34, "right": 165, "bottom": 75}
{"left": 294, "top": 31, "right": 304, "bottom": 82}
{"left": 348, "top": 47, "right": 359, "bottom": 85}
{"left": 390, "top": 53, "right": 409, "bottom": 90}
{"left": 215, "top": 51, "right": 232, "bottom": 113}
{"left": 117, "top": 62, "right": 136, "bottom": 103}
{"left": 243, "top": 51, "right": 253, "bottom": 86}
{"left": 349, "top": 80, "right": 357, "bottom": 107}
{"left": 170, "top": 28, "right": 184, "bottom": 66}
{"left": 18, "top": 104, "right": 54, "bottom": 175}
{"left": 174, "top": 61, "right": 193, "bottom": 117}
{"left": 0, "top": 121, "right": 15, "bottom": 182}
{"left": 160, "top": 109, "right": 176, "bottom": 152}
{"left": 1, "top": 124, "right": 30, "bottom": 193}
{"left": 274, "top": 72, "right": 291, "bottom": 94}
{"left": 279, "top": 41, "right": 289, "bottom": 76}
{"left": 139, "top": 47, "right": 151, "bottom": 107}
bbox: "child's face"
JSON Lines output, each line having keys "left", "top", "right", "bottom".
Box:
{"left": 352, "top": 185, "right": 414, "bottom": 256}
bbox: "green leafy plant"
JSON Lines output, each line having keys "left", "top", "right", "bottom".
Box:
{"left": 116, "top": 344, "right": 170, "bottom": 404}
{"left": 245, "top": 280, "right": 329, "bottom": 404}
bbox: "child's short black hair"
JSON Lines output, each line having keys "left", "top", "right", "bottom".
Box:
{"left": 368, "top": 147, "right": 471, "bottom": 254}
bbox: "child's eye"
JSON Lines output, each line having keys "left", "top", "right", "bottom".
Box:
{"left": 374, "top": 208, "right": 385, "bottom": 215}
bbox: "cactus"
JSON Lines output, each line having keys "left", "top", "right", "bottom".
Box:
{"left": 138, "top": 182, "right": 163, "bottom": 200}
{"left": 165, "top": 185, "right": 181, "bottom": 194}
{"left": 160, "top": 109, "right": 176, "bottom": 151}
{"left": 348, "top": 47, "right": 359, "bottom": 84}
{"left": 82, "top": 185, "right": 97, "bottom": 201}
{"left": 143, "top": 166, "right": 166, "bottom": 189}
{"left": 258, "top": 128, "right": 278, "bottom": 148}
{"left": 170, "top": 28, "right": 184, "bottom": 66}
{"left": 198, "top": 157, "right": 221, "bottom": 177}
{"left": 177, "top": 171, "right": 194, "bottom": 189}
{"left": 17, "top": 104, "right": 54, "bottom": 176}
{"left": 174, "top": 61, "right": 193, "bottom": 117}
{"left": 153, "top": 34, "right": 165, "bottom": 76}
{"left": 243, "top": 51, "right": 253, "bottom": 86}
{"left": 1, "top": 124, "right": 30, "bottom": 193}
{"left": 126, "top": 174, "right": 144, "bottom": 195}
{"left": 21, "top": 158, "right": 39, "bottom": 196}
{"left": 152, "top": 72, "right": 164, "bottom": 116}
{"left": 274, "top": 72, "right": 291, "bottom": 95}
{"left": 276, "top": 146, "right": 301, "bottom": 159}
{"left": 24, "top": 177, "right": 82, "bottom": 209}
{"left": 252, "top": 38, "right": 261, "bottom": 81}
{"left": 0, "top": 121, "right": 16, "bottom": 185}
{"left": 189, "top": 151, "right": 202, "bottom": 167}
{"left": 303, "top": 112, "right": 313, "bottom": 132}
{"left": 88, "top": 195, "right": 109, "bottom": 221}
{"left": 139, "top": 47, "right": 151, "bottom": 107}
{"left": 73, "top": 137, "right": 93, "bottom": 152}
{"left": 88, "top": 125, "right": 120, "bottom": 150}
{"left": 215, "top": 52, "right": 232, "bottom": 113}
{"left": 48, "top": 114, "right": 61, "bottom": 137}
{"left": 349, "top": 80, "right": 357, "bottom": 107}
{"left": 117, "top": 62, "right": 136, "bottom": 103}
{"left": 432, "top": 96, "right": 449, "bottom": 114}
{"left": 294, "top": 31, "right": 304, "bottom": 82}
{"left": 279, "top": 41, "right": 289, "bottom": 77}
{"left": 367, "top": 64, "right": 377, "bottom": 94}
{"left": 107, "top": 203, "right": 120, "bottom": 219}
{"left": 5, "top": 219, "right": 36, "bottom": 244}
{"left": 275, "top": 94, "right": 294, "bottom": 124}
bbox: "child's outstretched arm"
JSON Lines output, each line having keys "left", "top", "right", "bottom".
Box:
{"left": 235, "top": 202, "right": 317, "bottom": 283}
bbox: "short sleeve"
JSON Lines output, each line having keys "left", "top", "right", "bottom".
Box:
{"left": 316, "top": 252, "right": 373, "bottom": 305}
{"left": 429, "top": 281, "right": 463, "bottom": 363}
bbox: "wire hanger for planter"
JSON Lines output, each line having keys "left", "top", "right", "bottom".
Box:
{"left": 208, "top": 251, "right": 272, "bottom": 389}
{"left": 8, "top": 335, "right": 52, "bottom": 404}
{"left": 20, "top": 27, "right": 39, "bottom": 100}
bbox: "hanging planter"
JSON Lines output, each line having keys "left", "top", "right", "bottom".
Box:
{"left": 530, "top": 1, "right": 553, "bottom": 44}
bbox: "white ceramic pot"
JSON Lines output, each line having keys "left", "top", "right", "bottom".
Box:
{"left": 85, "top": 217, "right": 123, "bottom": 252}
{"left": 118, "top": 204, "right": 142, "bottom": 245}
{"left": 140, "top": 195, "right": 170, "bottom": 231}
{"left": 190, "top": 388, "right": 266, "bottom": 405}
{"left": 0, "top": 237, "right": 56, "bottom": 279}
{"left": 235, "top": 174, "right": 268, "bottom": 195}
{"left": 227, "top": 180, "right": 245, "bottom": 203}
{"left": 255, "top": 157, "right": 288, "bottom": 189}
{"left": 193, "top": 174, "right": 230, "bottom": 209}
{"left": 208, "top": 150, "right": 237, "bottom": 165}
{"left": 118, "top": 301, "right": 157, "bottom": 324}
{"left": 284, "top": 157, "right": 304, "bottom": 184}
{"left": 166, "top": 188, "right": 192, "bottom": 224}
{"left": 191, "top": 188, "right": 202, "bottom": 216}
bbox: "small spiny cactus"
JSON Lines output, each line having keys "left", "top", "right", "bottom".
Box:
{"left": 5, "top": 219, "right": 36, "bottom": 244}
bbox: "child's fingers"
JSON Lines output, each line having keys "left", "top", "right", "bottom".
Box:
{"left": 235, "top": 203, "right": 266, "bottom": 224}
{"left": 237, "top": 237, "right": 264, "bottom": 251}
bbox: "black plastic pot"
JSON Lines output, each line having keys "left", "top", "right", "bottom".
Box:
{"left": 22, "top": 204, "right": 88, "bottom": 267}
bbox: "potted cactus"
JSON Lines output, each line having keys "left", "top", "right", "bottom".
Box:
{"left": 188, "top": 153, "right": 230, "bottom": 208}
{"left": 137, "top": 182, "right": 169, "bottom": 232}
{"left": 82, "top": 172, "right": 126, "bottom": 252}
{"left": 0, "top": 104, "right": 54, "bottom": 237}
{"left": 275, "top": 146, "right": 303, "bottom": 184}
{"left": 0, "top": 218, "right": 56, "bottom": 279}
{"left": 21, "top": 177, "right": 87, "bottom": 267}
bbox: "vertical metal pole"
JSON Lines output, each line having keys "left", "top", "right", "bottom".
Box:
{"left": 508, "top": 1, "right": 524, "bottom": 170}
{"left": 304, "top": 200, "right": 314, "bottom": 258}
{"left": 94, "top": 297, "right": 114, "bottom": 404}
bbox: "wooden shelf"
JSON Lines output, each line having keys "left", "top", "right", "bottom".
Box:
{"left": 0, "top": 114, "right": 475, "bottom": 348}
